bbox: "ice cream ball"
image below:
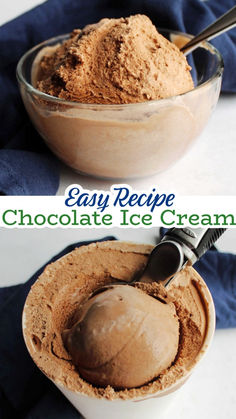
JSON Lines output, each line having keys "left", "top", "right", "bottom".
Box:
{"left": 62, "top": 284, "right": 179, "bottom": 389}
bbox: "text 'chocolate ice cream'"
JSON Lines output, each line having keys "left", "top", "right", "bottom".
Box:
{"left": 35, "top": 15, "right": 194, "bottom": 104}
{"left": 62, "top": 285, "right": 179, "bottom": 389}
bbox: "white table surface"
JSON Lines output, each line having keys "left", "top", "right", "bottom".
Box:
{"left": 1, "top": 3, "right": 236, "bottom": 419}
{"left": 58, "top": 94, "right": 236, "bottom": 196}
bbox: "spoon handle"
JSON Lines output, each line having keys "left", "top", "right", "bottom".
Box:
{"left": 181, "top": 5, "right": 236, "bottom": 55}
{"left": 164, "top": 227, "right": 227, "bottom": 264}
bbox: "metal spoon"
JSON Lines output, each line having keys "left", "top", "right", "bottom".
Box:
{"left": 90, "top": 228, "right": 226, "bottom": 301}
{"left": 139, "top": 228, "right": 226, "bottom": 287}
{"left": 181, "top": 5, "right": 236, "bottom": 55}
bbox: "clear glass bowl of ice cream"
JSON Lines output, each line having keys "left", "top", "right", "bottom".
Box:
{"left": 16, "top": 16, "right": 223, "bottom": 179}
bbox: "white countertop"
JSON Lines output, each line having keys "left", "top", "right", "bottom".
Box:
{"left": 0, "top": 0, "right": 45, "bottom": 26}
{"left": 58, "top": 94, "right": 236, "bottom": 196}
{"left": 0, "top": 227, "right": 236, "bottom": 419}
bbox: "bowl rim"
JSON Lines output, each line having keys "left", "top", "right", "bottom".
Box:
{"left": 16, "top": 29, "right": 224, "bottom": 110}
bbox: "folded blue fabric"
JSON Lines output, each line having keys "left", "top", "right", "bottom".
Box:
{"left": 0, "top": 234, "right": 235, "bottom": 418}
{"left": 0, "top": 237, "right": 115, "bottom": 419}
{"left": 0, "top": 0, "right": 235, "bottom": 195}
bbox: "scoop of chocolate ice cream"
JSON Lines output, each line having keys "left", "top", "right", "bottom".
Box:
{"left": 36, "top": 14, "right": 194, "bottom": 104}
{"left": 62, "top": 284, "right": 179, "bottom": 389}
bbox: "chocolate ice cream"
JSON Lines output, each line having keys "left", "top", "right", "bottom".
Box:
{"left": 19, "top": 14, "right": 221, "bottom": 179}
{"left": 35, "top": 15, "right": 194, "bottom": 104}
{"left": 23, "top": 241, "right": 209, "bottom": 400}
{"left": 62, "top": 284, "right": 179, "bottom": 388}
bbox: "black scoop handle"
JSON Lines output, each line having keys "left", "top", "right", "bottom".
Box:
{"left": 163, "top": 228, "right": 227, "bottom": 264}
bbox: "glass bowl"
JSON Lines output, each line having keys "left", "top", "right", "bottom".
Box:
{"left": 16, "top": 30, "right": 223, "bottom": 179}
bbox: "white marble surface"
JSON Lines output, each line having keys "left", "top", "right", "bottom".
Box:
{"left": 0, "top": 227, "right": 236, "bottom": 419}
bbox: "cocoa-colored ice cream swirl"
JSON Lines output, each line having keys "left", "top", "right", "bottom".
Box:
{"left": 36, "top": 15, "right": 194, "bottom": 104}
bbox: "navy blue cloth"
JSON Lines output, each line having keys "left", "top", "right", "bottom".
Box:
{"left": 0, "top": 237, "right": 115, "bottom": 419}
{"left": 194, "top": 251, "right": 236, "bottom": 328}
{"left": 0, "top": 234, "right": 236, "bottom": 418}
{"left": 0, "top": 0, "right": 236, "bottom": 195}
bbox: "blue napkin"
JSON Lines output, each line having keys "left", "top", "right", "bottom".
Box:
{"left": 0, "top": 0, "right": 236, "bottom": 195}
{"left": 0, "top": 237, "right": 115, "bottom": 419}
{"left": 0, "top": 235, "right": 236, "bottom": 418}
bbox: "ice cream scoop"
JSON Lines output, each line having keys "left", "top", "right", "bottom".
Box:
{"left": 62, "top": 284, "right": 179, "bottom": 389}
{"left": 140, "top": 228, "right": 227, "bottom": 286}
{"left": 23, "top": 240, "right": 214, "bottom": 409}
{"left": 62, "top": 228, "right": 225, "bottom": 389}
